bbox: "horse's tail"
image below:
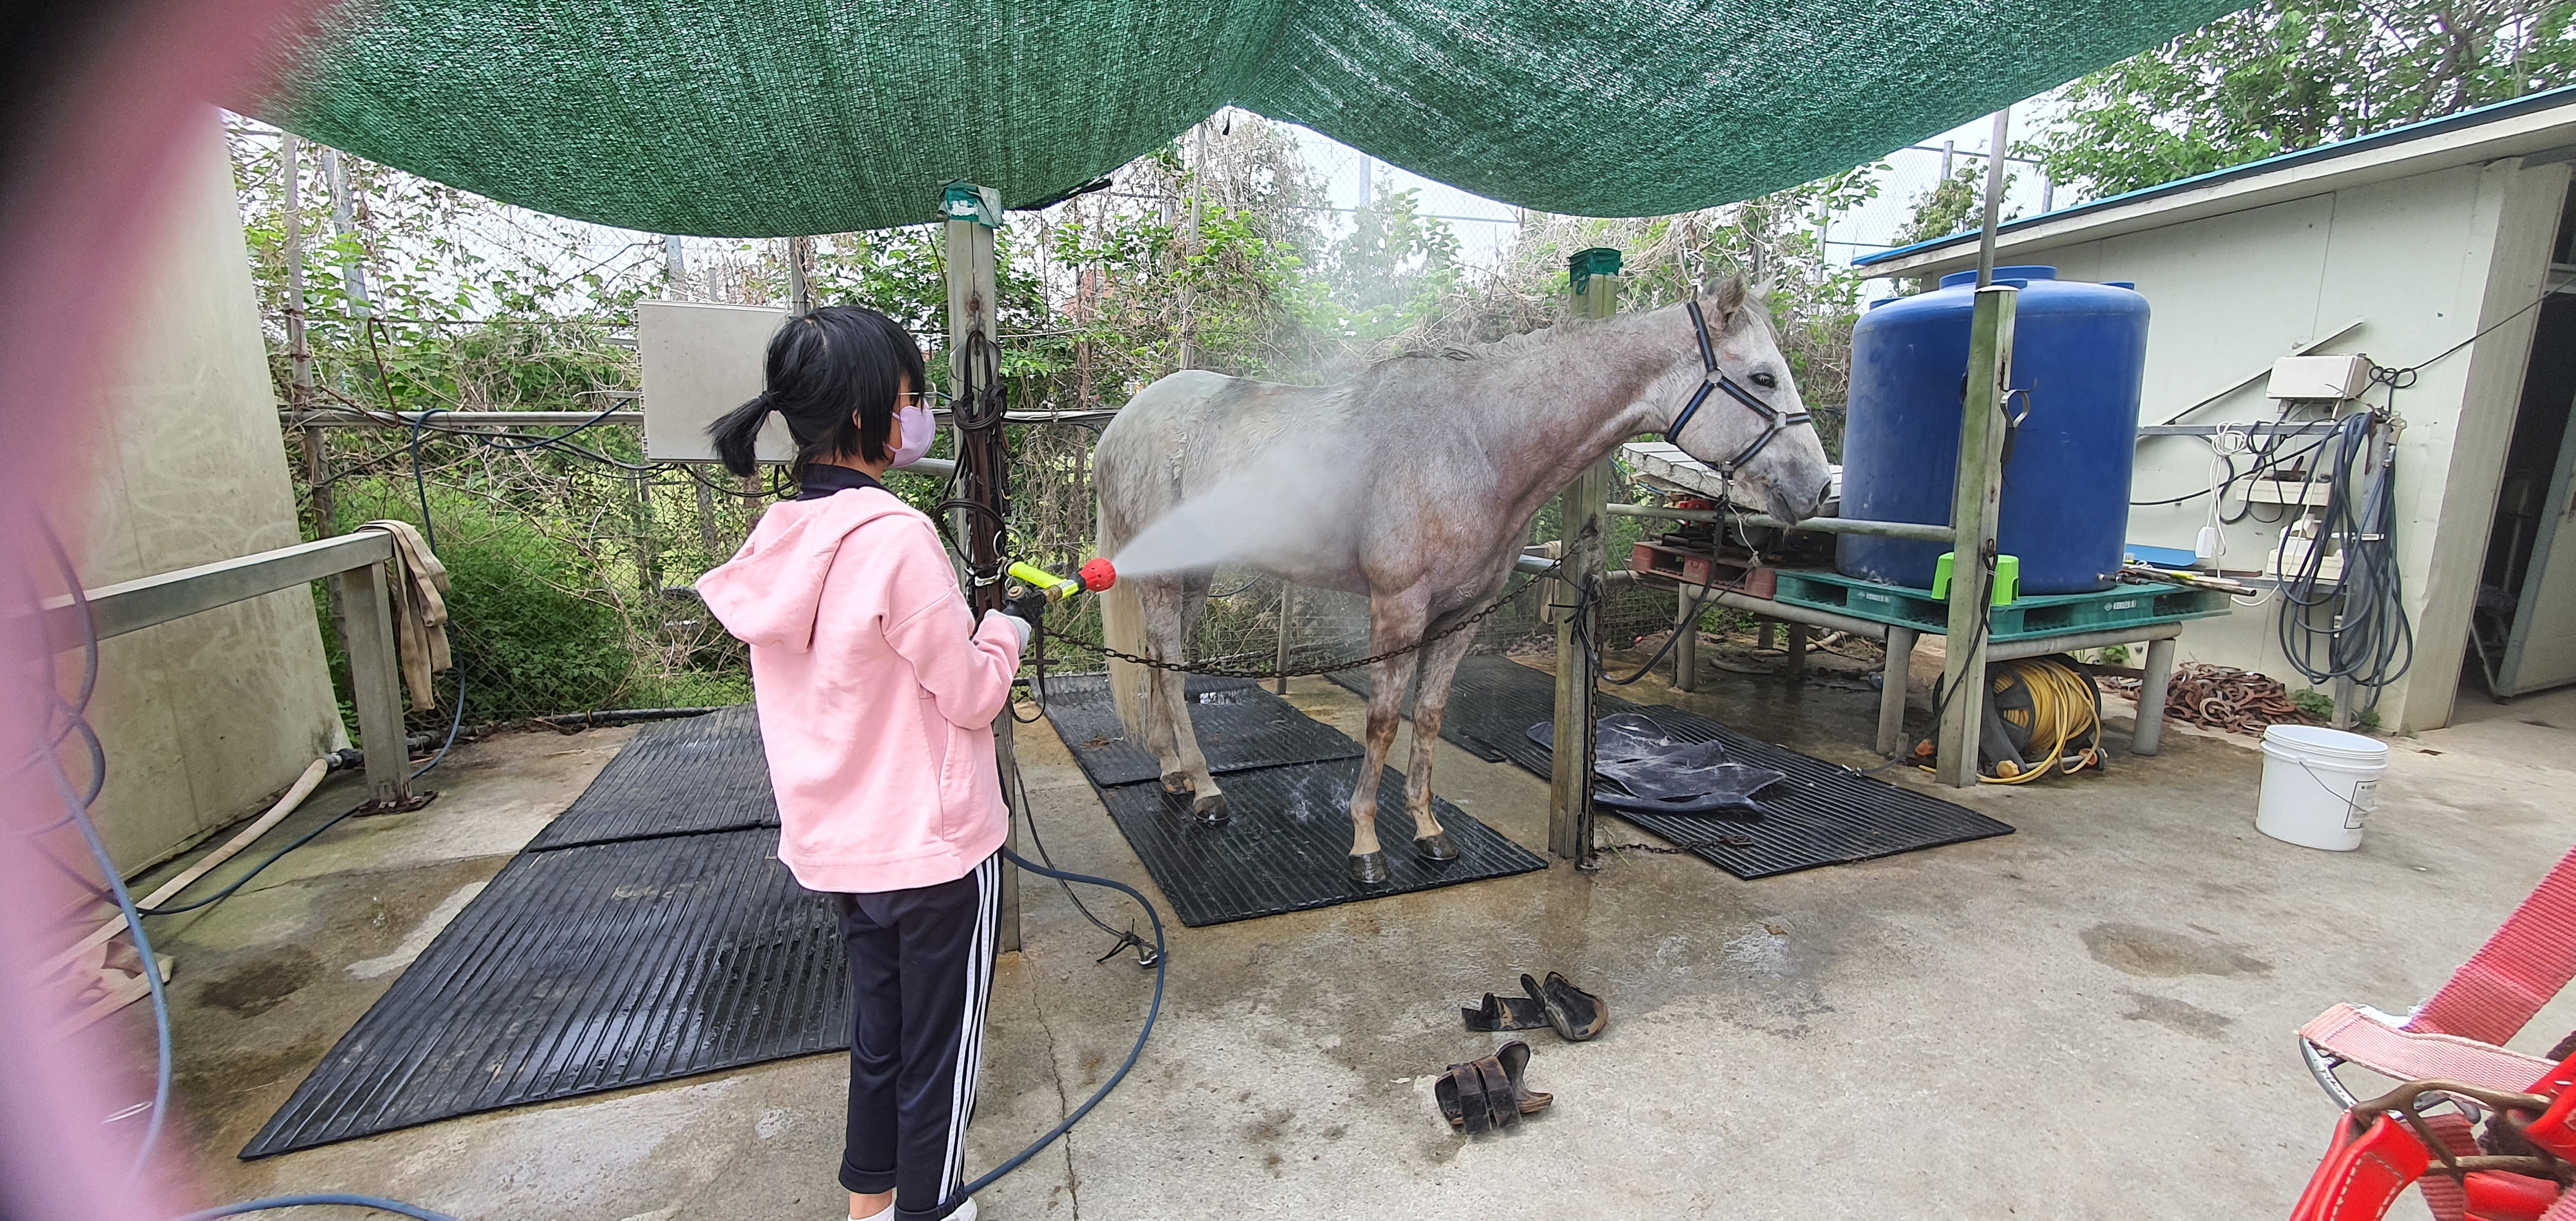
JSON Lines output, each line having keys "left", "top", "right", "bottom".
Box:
{"left": 1097, "top": 505, "right": 1163, "bottom": 754}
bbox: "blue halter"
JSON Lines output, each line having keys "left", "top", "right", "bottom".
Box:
{"left": 1664, "top": 299, "right": 1812, "bottom": 475}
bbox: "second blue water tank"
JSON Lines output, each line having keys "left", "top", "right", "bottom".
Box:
{"left": 1838, "top": 266, "right": 2149, "bottom": 595}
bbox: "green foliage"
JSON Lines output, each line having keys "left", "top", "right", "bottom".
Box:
{"left": 2034, "top": 1, "right": 2576, "bottom": 200}
{"left": 1895, "top": 164, "right": 2022, "bottom": 248}
{"left": 337, "top": 481, "right": 636, "bottom": 719}
{"left": 2291, "top": 688, "right": 2331, "bottom": 719}
{"left": 1293, "top": 182, "right": 1461, "bottom": 348}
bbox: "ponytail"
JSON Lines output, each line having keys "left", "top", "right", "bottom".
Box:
{"left": 708, "top": 390, "right": 775, "bottom": 477}
{"left": 702, "top": 306, "right": 926, "bottom": 479}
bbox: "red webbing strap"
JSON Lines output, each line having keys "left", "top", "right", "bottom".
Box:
{"left": 2303, "top": 1005, "right": 2558, "bottom": 1094}
{"left": 2411, "top": 844, "right": 2576, "bottom": 1045}
{"left": 2545, "top": 1188, "right": 2576, "bottom": 1219}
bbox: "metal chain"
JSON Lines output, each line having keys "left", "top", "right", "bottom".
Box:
{"left": 1047, "top": 569, "right": 1552, "bottom": 680}
{"left": 1596, "top": 836, "right": 1755, "bottom": 855}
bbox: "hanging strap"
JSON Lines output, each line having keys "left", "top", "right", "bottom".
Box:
{"left": 2302, "top": 1004, "right": 2558, "bottom": 1094}
{"left": 2409, "top": 843, "right": 2576, "bottom": 1045}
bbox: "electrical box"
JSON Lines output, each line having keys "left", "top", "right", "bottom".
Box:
{"left": 2266, "top": 354, "right": 2373, "bottom": 402}
{"left": 640, "top": 300, "right": 792, "bottom": 462}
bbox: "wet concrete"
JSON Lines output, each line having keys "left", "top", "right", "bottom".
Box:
{"left": 131, "top": 656, "right": 2576, "bottom": 1220}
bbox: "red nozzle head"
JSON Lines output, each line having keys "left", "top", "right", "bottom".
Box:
{"left": 1078, "top": 557, "right": 1117, "bottom": 591}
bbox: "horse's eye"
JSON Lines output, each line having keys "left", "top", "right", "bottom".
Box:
{"left": 1750, "top": 371, "right": 1778, "bottom": 389}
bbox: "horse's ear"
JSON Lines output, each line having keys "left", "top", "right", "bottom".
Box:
{"left": 1707, "top": 274, "right": 1749, "bottom": 326}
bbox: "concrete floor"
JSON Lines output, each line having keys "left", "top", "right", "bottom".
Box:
{"left": 130, "top": 647, "right": 2576, "bottom": 1220}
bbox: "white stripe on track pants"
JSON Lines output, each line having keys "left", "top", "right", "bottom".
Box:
{"left": 834, "top": 852, "right": 999, "bottom": 1221}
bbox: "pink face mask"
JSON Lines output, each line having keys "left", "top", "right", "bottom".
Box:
{"left": 889, "top": 401, "right": 935, "bottom": 468}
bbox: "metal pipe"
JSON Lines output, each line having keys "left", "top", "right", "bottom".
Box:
{"left": 1975, "top": 107, "right": 2012, "bottom": 288}
{"left": 1984, "top": 622, "right": 2182, "bottom": 662}
{"left": 1606, "top": 502, "right": 1950, "bottom": 542}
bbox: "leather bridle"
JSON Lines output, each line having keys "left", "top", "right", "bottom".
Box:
{"left": 1664, "top": 299, "right": 1812, "bottom": 475}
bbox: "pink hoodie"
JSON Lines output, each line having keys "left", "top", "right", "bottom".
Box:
{"left": 696, "top": 485, "right": 1022, "bottom": 894}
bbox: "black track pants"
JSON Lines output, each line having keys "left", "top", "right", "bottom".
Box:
{"left": 834, "top": 853, "right": 1000, "bottom": 1220}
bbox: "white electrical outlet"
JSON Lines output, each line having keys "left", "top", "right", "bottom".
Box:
{"left": 2267, "top": 354, "right": 2373, "bottom": 401}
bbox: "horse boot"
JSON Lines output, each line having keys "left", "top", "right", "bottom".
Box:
{"left": 1347, "top": 851, "right": 1391, "bottom": 885}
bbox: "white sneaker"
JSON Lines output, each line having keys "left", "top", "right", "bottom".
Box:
{"left": 945, "top": 1200, "right": 977, "bottom": 1221}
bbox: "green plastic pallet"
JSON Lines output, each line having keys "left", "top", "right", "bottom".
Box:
{"left": 1767, "top": 569, "right": 2231, "bottom": 642}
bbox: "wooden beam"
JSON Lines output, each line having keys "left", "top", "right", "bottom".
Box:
{"left": 1934, "top": 286, "right": 2016, "bottom": 787}
{"left": 945, "top": 188, "right": 1022, "bottom": 953}
{"left": 1548, "top": 263, "right": 1618, "bottom": 864}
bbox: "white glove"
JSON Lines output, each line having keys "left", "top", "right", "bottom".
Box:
{"left": 986, "top": 609, "right": 1031, "bottom": 649}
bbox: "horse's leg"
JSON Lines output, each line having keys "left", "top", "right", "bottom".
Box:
{"left": 1347, "top": 590, "right": 1429, "bottom": 884}
{"left": 1401, "top": 621, "right": 1480, "bottom": 862}
{"left": 1140, "top": 569, "right": 1227, "bottom": 822}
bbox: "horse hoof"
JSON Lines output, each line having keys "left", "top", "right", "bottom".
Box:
{"left": 1347, "top": 851, "right": 1391, "bottom": 885}
{"left": 1193, "top": 792, "right": 1230, "bottom": 825}
{"left": 1414, "top": 831, "right": 1460, "bottom": 862}
{"left": 1161, "top": 771, "right": 1195, "bottom": 794}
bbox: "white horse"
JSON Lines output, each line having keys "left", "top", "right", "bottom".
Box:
{"left": 1094, "top": 279, "right": 1831, "bottom": 882}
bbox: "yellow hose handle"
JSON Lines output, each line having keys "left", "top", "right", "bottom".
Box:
{"left": 1006, "top": 560, "right": 1083, "bottom": 603}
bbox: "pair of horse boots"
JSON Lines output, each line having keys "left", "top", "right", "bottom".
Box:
{"left": 1347, "top": 851, "right": 1391, "bottom": 885}
{"left": 1413, "top": 830, "right": 1459, "bottom": 863}
{"left": 1462, "top": 974, "right": 1607, "bottom": 1042}
{"left": 1436, "top": 1040, "right": 1551, "bottom": 1134}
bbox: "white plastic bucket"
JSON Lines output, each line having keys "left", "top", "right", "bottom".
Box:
{"left": 2256, "top": 724, "right": 2389, "bottom": 851}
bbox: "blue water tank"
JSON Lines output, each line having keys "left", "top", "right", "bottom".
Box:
{"left": 1838, "top": 266, "right": 2149, "bottom": 594}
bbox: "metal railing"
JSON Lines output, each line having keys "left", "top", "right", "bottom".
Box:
{"left": 45, "top": 532, "right": 413, "bottom": 809}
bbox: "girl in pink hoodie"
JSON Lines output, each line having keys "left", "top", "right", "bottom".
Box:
{"left": 695, "top": 307, "right": 1024, "bottom": 1221}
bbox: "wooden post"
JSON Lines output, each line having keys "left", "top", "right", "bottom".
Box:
{"left": 944, "top": 183, "right": 1021, "bottom": 952}
{"left": 787, "top": 235, "right": 813, "bottom": 317}
{"left": 1549, "top": 251, "right": 1618, "bottom": 864}
{"left": 1934, "top": 285, "right": 2016, "bottom": 787}
{"left": 1877, "top": 626, "right": 1917, "bottom": 755}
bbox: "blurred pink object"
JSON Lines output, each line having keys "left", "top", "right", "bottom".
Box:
{"left": 0, "top": 3, "right": 334, "bottom": 1218}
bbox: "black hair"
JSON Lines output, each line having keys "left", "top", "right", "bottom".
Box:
{"left": 707, "top": 305, "right": 927, "bottom": 477}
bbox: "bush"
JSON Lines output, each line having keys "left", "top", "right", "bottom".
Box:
{"left": 332, "top": 482, "right": 633, "bottom": 721}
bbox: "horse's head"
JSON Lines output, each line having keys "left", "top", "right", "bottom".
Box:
{"left": 1651, "top": 277, "right": 1832, "bottom": 523}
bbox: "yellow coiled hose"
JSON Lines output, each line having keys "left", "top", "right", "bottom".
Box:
{"left": 1982, "top": 658, "right": 2104, "bottom": 785}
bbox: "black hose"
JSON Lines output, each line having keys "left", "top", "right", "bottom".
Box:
{"left": 967, "top": 849, "right": 1166, "bottom": 1195}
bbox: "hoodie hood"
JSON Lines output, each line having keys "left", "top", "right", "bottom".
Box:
{"left": 696, "top": 488, "right": 918, "bottom": 652}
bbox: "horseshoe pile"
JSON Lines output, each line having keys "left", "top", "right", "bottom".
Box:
{"left": 2102, "top": 662, "right": 2319, "bottom": 736}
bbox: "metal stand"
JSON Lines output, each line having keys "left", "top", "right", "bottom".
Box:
{"left": 1673, "top": 589, "right": 1697, "bottom": 691}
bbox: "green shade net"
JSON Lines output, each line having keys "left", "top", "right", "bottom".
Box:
{"left": 258, "top": 0, "right": 2241, "bottom": 236}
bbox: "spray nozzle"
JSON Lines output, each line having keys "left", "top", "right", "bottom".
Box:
{"left": 1006, "top": 558, "right": 1117, "bottom": 604}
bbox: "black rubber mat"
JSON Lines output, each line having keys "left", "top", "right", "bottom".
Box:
{"left": 242, "top": 827, "right": 844, "bottom": 1157}
{"left": 524, "top": 706, "right": 776, "bottom": 850}
{"left": 1339, "top": 655, "right": 2012, "bottom": 879}
{"left": 1094, "top": 758, "right": 1546, "bottom": 927}
{"left": 1038, "top": 672, "right": 1358, "bottom": 788}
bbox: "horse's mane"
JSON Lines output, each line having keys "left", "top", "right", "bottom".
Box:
{"left": 1365, "top": 307, "right": 1657, "bottom": 375}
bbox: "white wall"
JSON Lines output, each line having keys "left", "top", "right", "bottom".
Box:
{"left": 61, "top": 109, "right": 346, "bottom": 871}
{"left": 2004, "top": 158, "right": 2566, "bottom": 732}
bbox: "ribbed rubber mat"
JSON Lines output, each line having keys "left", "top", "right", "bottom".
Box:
{"left": 242, "top": 828, "right": 844, "bottom": 1157}
{"left": 1337, "top": 656, "right": 2012, "bottom": 879}
{"left": 524, "top": 706, "right": 776, "bottom": 850}
{"left": 1094, "top": 758, "right": 1546, "bottom": 927}
{"left": 1037, "top": 672, "right": 1358, "bottom": 788}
